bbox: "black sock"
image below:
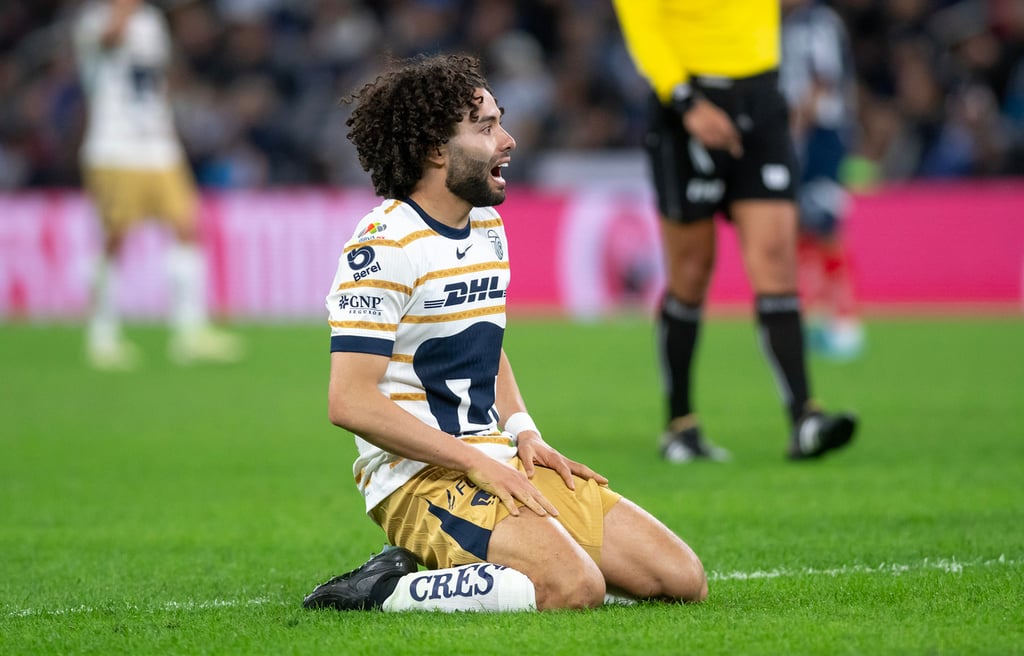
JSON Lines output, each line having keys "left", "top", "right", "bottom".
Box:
{"left": 755, "top": 294, "right": 811, "bottom": 425}
{"left": 659, "top": 294, "right": 702, "bottom": 423}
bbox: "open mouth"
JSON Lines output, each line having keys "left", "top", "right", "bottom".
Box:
{"left": 490, "top": 162, "right": 508, "bottom": 184}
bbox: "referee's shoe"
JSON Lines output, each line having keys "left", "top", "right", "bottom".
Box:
{"left": 660, "top": 425, "right": 731, "bottom": 463}
{"left": 788, "top": 411, "right": 857, "bottom": 460}
{"left": 303, "top": 546, "right": 418, "bottom": 610}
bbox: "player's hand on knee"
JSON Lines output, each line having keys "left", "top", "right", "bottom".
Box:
{"left": 466, "top": 455, "right": 558, "bottom": 518}
{"left": 517, "top": 432, "right": 609, "bottom": 489}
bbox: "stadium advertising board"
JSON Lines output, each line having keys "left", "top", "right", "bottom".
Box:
{"left": 0, "top": 182, "right": 1021, "bottom": 320}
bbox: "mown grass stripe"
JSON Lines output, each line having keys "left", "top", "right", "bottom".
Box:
{"left": 6, "top": 555, "right": 1018, "bottom": 618}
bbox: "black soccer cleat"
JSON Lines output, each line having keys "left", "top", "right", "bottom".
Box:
{"left": 303, "top": 546, "right": 419, "bottom": 611}
{"left": 660, "top": 425, "right": 731, "bottom": 463}
{"left": 788, "top": 411, "right": 858, "bottom": 460}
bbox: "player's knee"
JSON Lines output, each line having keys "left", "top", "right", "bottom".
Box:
{"left": 668, "top": 259, "right": 714, "bottom": 302}
{"left": 753, "top": 231, "right": 798, "bottom": 268}
{"left": 666, "top": 554, "right": 708, "bottom": 603}
{"left": 679, "top": 561, "right": 709, "bottom": 602}
{"left": 674, "top": 251, "right": 714, "bottom": 281}
{"left": 638, "top": 552, "right": 707, "bottom": 603}
{"left": 533, "top": 561, "right": 605, "bottom": 610}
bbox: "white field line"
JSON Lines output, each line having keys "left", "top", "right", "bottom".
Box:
{"left": 5, "top": 596, "right": 286, "bottom": 618}
{"left": 5, "top": 555, "right": 1020, "bottom": 618}
{"left": 707, "top": 554, "right": 1018, "bottom": 581}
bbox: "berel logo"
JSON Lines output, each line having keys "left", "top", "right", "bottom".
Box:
{"left": 348, "top": 246, "right": 382, "bottom": 281}
{"left": 347, "top": 246, "right": 375, "bottom": 270}
{"left": 352, "top": 262, "right": 382, "bottom": 282}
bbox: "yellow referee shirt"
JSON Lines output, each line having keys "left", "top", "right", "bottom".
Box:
{"left": 612, "top": 0, "right": 780, "bottom": 102}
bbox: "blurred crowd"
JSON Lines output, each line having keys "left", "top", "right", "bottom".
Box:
{"left": 1, "top": 0, "right": 1022, "bottom": 190}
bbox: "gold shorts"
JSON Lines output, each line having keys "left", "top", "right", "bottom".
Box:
{"left": 370, "top": 457, "right": 621, "bottom": 570}
{"left": 83, "top": 163, "right": 197, "bottom": 236}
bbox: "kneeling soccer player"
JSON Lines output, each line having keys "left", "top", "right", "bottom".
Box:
{"left": 303, "top": 53, "right": 707, "bottom": 613}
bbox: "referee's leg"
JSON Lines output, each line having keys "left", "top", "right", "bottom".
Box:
{"left": 733, "top": 199, "right": 812, "bottom": 425}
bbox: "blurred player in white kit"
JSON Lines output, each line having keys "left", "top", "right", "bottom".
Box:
{"left": 74, "top": 0, "right": 242, "bottom": 369}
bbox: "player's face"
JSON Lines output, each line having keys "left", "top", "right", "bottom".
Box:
{"left": 445, "top": 88, "right": 516, "bottom": 207}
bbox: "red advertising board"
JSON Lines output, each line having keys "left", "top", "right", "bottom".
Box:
{"left": 1, "top": 181, "right": 1021, "bottom": 320}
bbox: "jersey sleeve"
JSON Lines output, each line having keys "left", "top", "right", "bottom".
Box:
{"left": 151, "top": 7, "right": 172, "bottom": 64}
{"left": 73, "top": 6, "right": 103, "bottom": 62}
{"left": 809, "top": 10, "right": 847, "bottom": 87}
{"left": 611, "top": 0, "right": 689, "bottom": 102}
{"left": 326, "top": 231, "right": 415, "bottom": 357}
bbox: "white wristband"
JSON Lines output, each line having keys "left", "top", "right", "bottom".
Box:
{"left": 504, "top": 412, "right": 540, "bottom": 439}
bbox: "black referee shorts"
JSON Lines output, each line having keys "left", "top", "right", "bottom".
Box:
{"left": 644, "top": 70, "right": 798, "bottom": 223}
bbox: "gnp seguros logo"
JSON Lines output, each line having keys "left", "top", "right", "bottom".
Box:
{"left": 338, "top": 294, "right": 384, "bottom": 316}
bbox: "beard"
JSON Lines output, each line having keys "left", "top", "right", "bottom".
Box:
{"left": 445, "top": 147, "right": 506, "bottom": 207}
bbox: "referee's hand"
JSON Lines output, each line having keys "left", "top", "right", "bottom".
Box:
{"left": 683, "top": 98, "right": 744, "bottom": 158}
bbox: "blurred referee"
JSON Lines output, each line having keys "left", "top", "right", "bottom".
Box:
{"left": 611, "top": 0, "right": 857, "bottom": 462}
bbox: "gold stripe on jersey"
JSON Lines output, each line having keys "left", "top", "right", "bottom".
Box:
{"left": 342, "top": 229, "right": 441, "bottom": 253}
{"left": 414, "top": 261, "right": 510, "bottom": 287}
{"left": 403, "top": 305, "right": 506, "bottom": 324}
{"left": 336, "top": 278, "right": 413, "bottom": 295}
{"left": 343, "top": 238, "right": 402, "bottom": 252}
{"left": 397, "top": 230, "right": 439, "bottom": 247}
{"left": 355, "top": 458, "right": 405, "bottom": 486}
{"left": 390, "top": 392, "right": 427, "bottom": 401}
{"left": 463, "top": 435, "right": 515, "bottom": 447}
{"left": 390, "top": 353, "right": 414, "bottom": 364}
{"left": 383, "top": 199, "right": 403, "bottom": 214}
{"left": 329, "top": 319, "right": 399, "bottom": 331}
{"left": 470, "top": 218, "right": 503, "bottom": 229}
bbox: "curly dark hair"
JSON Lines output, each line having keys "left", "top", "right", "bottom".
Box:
{"left": 344, "top": 54, "right": 493, "bottom": 199}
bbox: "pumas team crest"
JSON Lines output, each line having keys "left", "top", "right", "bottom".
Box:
{"left": 487, "top": 229, "right": 504, "bottom": 260}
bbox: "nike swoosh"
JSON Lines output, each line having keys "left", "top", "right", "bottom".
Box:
{"left": 456, "top": 244, "right": 472, "bottom": 259}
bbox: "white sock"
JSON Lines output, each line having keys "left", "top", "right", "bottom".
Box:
{"left": 166, "top": 242, "right": 207, "bottom": 336}
{"left": 382, "top": 563, "right": 536, "bottom": 613}
{"left": 87, "top": 256, "right": 120, "bottom": 348}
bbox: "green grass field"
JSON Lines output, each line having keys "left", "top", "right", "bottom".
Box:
{"left": 1, "top": 316, "right": 1022, "bottom": 655}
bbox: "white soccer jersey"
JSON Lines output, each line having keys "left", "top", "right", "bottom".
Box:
{"left": 74, "top": 1, "right": 184, "bottom": 169}
{"left": 779, "top": 3, "right": 856, "bottom": 130}
{"left": 326, "top": 198, "right": 518, "bottom": 511}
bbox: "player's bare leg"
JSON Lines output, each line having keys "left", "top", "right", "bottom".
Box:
{"left": 733, "top": 199, "right": 857, "bottom": 459}
{"left": 657, "top": 218, "right": 730, "bottom": 461}
{"left": 166, "top": 220, "right": 244, "bottom": 365}
{"left": 660, "top": 218, "right": 716, "bottom": 303}
{"left": 487, "top": 509, "right": 606, "bottom": 610}
{"left": 732, "top": 199, "right": 800, "bottom": 294}
{"left": 86, "top": 230, "right": 141, "bottom": 371}
{"left": 599, "top": 498, "right": 707, "bottom": 602}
